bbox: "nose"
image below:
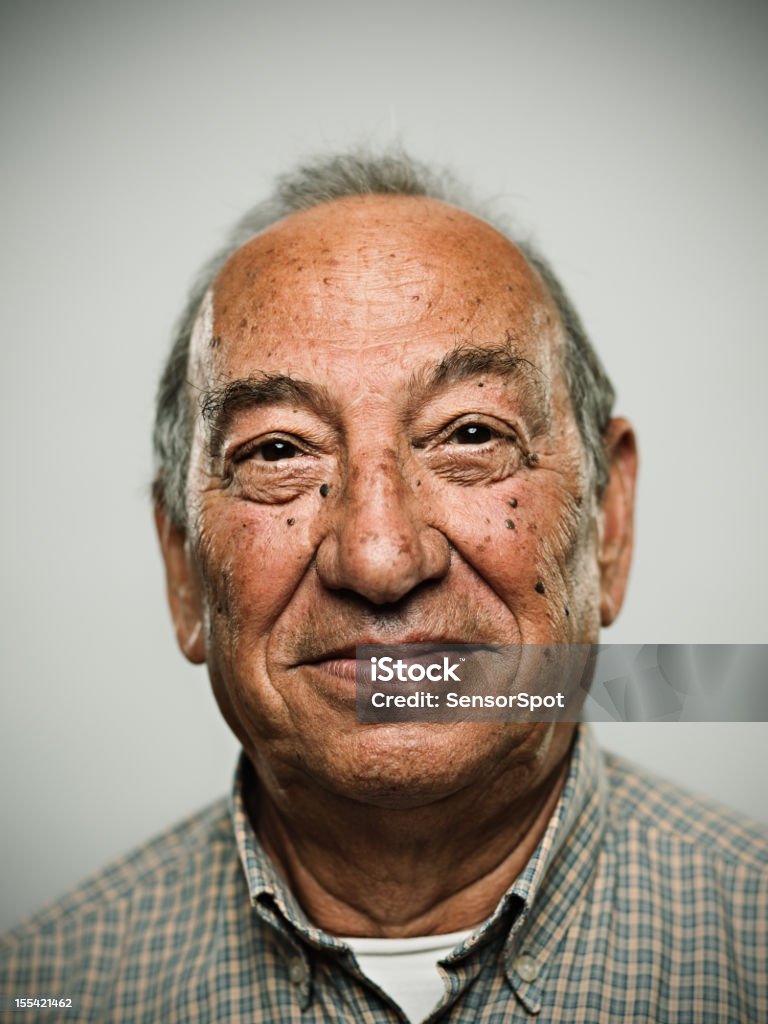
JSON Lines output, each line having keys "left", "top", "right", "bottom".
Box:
{"left": 314, "top": 450, "right": 450, "bottom": 605}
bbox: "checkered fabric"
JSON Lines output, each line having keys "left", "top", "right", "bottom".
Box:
{"left": 2, "top": 726, "right": 766, "bottom": 1022}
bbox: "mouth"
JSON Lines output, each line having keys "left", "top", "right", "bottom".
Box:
{"left": 298, "top": 637, "right": 471, "bottom": 682}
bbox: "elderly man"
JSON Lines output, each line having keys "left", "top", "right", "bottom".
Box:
{"left": 2, "top": 151, "right": 766, "bottom": 1023}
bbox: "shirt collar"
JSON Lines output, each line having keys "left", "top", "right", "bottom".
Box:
{"left": 229, "top": 757, "right": 347, "bottom": 955}
{"left": 230, "top": 724, "right": 606, "bottom": 1013}
{"left": 501, "top": 724, "right": 607, "bottom": 1014}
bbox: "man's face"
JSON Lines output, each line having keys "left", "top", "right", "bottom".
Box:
{"left": 159, "top": 196, "right": 634, "bottom": 806}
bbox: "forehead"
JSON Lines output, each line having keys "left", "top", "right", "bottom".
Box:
{"left": 198, "top": 195, "right": 562, "bottom": 384}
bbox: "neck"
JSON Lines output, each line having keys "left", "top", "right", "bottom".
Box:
{"left": 249, "top": 725, "right": 575, "bottom": 938}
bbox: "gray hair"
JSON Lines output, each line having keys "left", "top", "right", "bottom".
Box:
{"left": 153, "top": 149, "right": 615, "bottom": 529}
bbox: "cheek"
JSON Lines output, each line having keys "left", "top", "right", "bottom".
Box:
{"left": 433, "top": 478, "right": 591, "bottom": 634}
{"left": 196, "top": 504, "right": 323, "bottom": 744}
{"left": 197, "top": 502, "right": 315, "bottom": 638}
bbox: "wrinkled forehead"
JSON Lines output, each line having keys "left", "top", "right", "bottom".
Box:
{"left": 191, "top": 195, "right": 564, "bottom": 385}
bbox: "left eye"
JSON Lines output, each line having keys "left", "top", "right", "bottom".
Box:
{"left": 447, "top": 423, "right": 495, "bottom": 445}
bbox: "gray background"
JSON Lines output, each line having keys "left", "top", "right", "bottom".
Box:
{"left": 1, "top": 0, "right": 766, "bottom": 930}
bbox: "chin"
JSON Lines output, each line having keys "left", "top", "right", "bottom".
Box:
{"left": 305, "top": 720, "right": 541, "bottom": 809}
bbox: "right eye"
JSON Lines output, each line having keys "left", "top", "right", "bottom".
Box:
{"left": 233, "top": 436, "right": 306, "bottom": 464}
{"left": 255, "top": 439, "right": 301, "bottom": 462}
{"left": 223, "top": 432, "right": 325, "bottom": 505}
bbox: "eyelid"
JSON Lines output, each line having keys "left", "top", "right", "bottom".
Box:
{"left": 229, "top": 432, "right": 314, "bottom": 464}
{"left": 417, "top": 414, "right": 519, "bottom": 447}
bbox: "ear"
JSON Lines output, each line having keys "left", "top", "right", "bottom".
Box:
{"left": 597, "top": 418, "right": 638, "bottom": 627}
{"left": 154, "top": 503, "right": 206, "bottom": 664}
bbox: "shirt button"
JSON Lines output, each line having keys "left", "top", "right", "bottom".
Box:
{"left": 513, "top": 952, "right": 540, "bottom": 983}
{"left": 288, "top": 957, "right": 308, "bottom": 986}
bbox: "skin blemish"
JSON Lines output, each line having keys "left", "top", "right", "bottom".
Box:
{"left": 505, "top": 519, "right": 515, "bottom": 530}
{"left": 210, "top": 336, "right": 222, "bottom": 349}
{"left": 215, "top": 570, "right": 231, "bottom": 615}
{"left": 508, "top": 497, "right": 518, "bottom": 508}
{"left": 477, "top": 382, "right": 484, "bottom": 388}
{"left": 535, "top": 581, "right": 546, "bottom": 595}
{"left": 564, "top": 607, "right": 570, "bottom": 616}
{"left": 526, "top": 452, "right": 539, "bottom": 467}
{"left": 319, "top": 483, "right": 330, "bottom": 497}
{"left": 323, "top": 277, "right": 332, "bottom": 285}
{"left": 287, "top": 518, "right": 295, "bottom": 526}
{"left": 411, "top": 294, "right": 420, "bottom": 301}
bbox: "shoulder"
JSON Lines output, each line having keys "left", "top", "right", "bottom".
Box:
{"left": 4, "top": 797, "right": 233, "bottom": 936}
{"left": 0, "top": 798, "right": 235, "bottom": 992}
{"left": 601, "top": 746, "right": 768, "bottom": 872}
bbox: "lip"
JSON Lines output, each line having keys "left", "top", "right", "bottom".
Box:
{"left": 302, "top": 636, "right": 468, "bottom": 665}
{"left": 306, "top": 657, "right": 361, "bottom": 682}
{"left": 298, "top": 637, "right": 470, "bottom": 684}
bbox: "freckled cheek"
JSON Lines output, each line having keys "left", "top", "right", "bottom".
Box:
{"left": 436, "top": 489, "right": 570, "bottom": 603}
{"left": 197, "top": 507, "right": 315, "bottom": 633}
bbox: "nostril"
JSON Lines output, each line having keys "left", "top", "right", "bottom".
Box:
{"left": 319, "top": 577, "right": 446, "bottom": 619}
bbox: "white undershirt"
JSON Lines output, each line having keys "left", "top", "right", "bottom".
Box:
{"left": 343, "top": 929, "right": 474, "bottom": 1023}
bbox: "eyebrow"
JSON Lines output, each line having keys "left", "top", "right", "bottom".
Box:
{"left": 408, "top": 340, "right": 551, "bottom": 433}
{"left": 200, "top": 374, "right": 337, "bottom": 454}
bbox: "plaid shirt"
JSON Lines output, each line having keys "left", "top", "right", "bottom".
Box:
{"left": 2, "top": 726, "right": 766, "bottom": 1023}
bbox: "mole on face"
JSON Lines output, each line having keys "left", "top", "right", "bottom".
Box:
{"left": 505, "top": 519, "right": 515, "bottom": 530}
{"left": 508, "top": 497, "right": 518, "bottom": 508}
{"left": 535, "top": 581, "right": 546, "bottom": 594}
{"left": 319, "top": 483, "right": 330, "bottom": 497}
{"left": 287, "top": 518, "right": 295, "bottom": 526}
